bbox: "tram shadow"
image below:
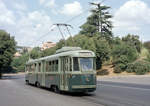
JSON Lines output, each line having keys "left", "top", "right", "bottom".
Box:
{"left": 26, "top": 84, "right": 95, "bottom": 97}
{"left": 60, "top": 91, "right": 95, "bottom": 97}
{"left": 1, "top": 75, "right": 24, "bottom": 80}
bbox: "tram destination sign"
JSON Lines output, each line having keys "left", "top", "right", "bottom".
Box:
{"left": 79, "top": 52, "right": 93, "bottom": 57}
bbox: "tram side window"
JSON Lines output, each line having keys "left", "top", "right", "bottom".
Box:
{"left": 31, "top": 64, "right": 35, "bottom": 72}
{"left": 66, "top": 58, "right": 69, "bottom": 71}
{"left": 39, "top": 63, "right": 41, "bottom": 72}
{"left": 55, "top": 60, "right": 58, "bottom": 72}
{"left": 46, "top": 62, "right": 49, "bottom": 72}
{"left": 66, "top": 58, "right": 70, "bottom": 71}
{"left": 73, "top": 57, "right": 79, "bottom": 71}
{"left": 26, "top": 65, "right": 30, "bottom": 72}
{"left": 70, "top": 58, "right": 72, "bottom": 71}
{"left": 64, "top": 58, "right": 67, "bottom": 71}
{"left": 52, "top": 61, "right": 54, "bottom": 71}
{"left": 28, "top": 65, "right": 31, "bottom": 72}
{"left": 50, "top": 61, "right": 52, "bottom": 71}
{"left": 35, "top": 63, "right": 37, "bottom": 72}
{"left": 93, "top": 58, "right": 96, "bottom": 70}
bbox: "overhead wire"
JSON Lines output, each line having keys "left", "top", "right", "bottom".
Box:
{"left": 29, "top": 1, "right": 96, "bottom": 47}
{"left": 28, "top": 25, "right": 54, "bottom": 47}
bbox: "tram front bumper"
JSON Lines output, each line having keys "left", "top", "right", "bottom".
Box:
{"left": 70, "top": 85, "right": 96, "bottom": 92}
{"left": 72, "top": 85, "right": 96, "bottom": 89}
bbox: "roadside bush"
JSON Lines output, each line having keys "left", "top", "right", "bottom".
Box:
{"left": 126, "top": 60, "right": 150, "bottom": 75}
{"left": 114, "top": 63, "right": 125, "bottom": 73}
{"left": 146, "top": 53, "right": 150, "bottom": 62}
{"left": 144, "top": 41, "right": 150, "bottom": 52}
{"left": 112, "top": 43, "right": 138, "bottom": 73}
{"left": 126, "top": 63, "right": 134, "bottom": 73}
{"left": 97, "top": 69, "right": 109, "bottom": 75}
{"left": 112, "top": 43, "right": 138, "bottom": 63}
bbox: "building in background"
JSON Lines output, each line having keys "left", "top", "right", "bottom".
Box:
{"left": 41, "top": 41, "right": 56, "bottom": 51}
{"left": 14, "top": 46, "right": 33, "bottom": 57}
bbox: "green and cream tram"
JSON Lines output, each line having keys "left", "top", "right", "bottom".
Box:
{"left": 25, "top": 47, "right": 96, "bottom": 92}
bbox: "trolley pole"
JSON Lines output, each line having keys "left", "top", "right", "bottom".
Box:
{"left": 54, "top": 23, "right": 74, "bottom": 46}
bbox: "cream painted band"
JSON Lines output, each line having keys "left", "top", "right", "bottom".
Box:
{"left": 27, "top": 71, "right": 96, "bottom": 74}
{"left": 72, "top": 85, "right": 96, "bottom": 89}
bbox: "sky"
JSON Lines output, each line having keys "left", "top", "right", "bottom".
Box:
{"left": 0, "top": 0, "right": 150, "bottom": 47}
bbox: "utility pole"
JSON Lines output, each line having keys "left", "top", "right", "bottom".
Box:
{"left": 54, "top": 23, "right": 74, "bottom": 46}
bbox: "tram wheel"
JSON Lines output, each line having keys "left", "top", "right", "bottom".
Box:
{"left": 53, "top": 86, "right": 60, "bottom": 93}
{"left": 25, "top": 80, "right": 29, "bottom": 85}
{"left": 36, "top": 82, "right": 41, "bottom": 88}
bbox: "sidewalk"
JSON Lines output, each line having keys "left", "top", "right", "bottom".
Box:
{"left": 97, "top": 75, "right": 150, "bottom": 85}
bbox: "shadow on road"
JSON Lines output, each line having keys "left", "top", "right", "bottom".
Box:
{"left": 0, "top": 75, "right": 25, "bottom": 80}
{"left": 27, "top": 83, "right": 95, "bottom": 97}
{"left": 59, "top": 91, "right": 95, "bottom": 97}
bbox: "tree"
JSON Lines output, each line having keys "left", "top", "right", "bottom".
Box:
{"left": 112, "top": 43, "right": 138, "bottom": 63}
{"left": 0, "top": 30, "right": 16, "bottom": 78}
{"left": 112, "top": 42, "right": 138, "bottom": 73}
{"left": 11, "top": 53, "right": 29, "bottom": 72}
{"left": 41, "top": 47, "right": 56, "bottom": 57}
{"left": 80, "top": 3, "right": 113, "bottom": 41}
{"left": 30, "top": 47, "right": 41, "bottom": 59}
{"left": 73, "top": 34, "right": 96, "bottom": 52}
{"left": 94, "top": 37, "right": 110, "bottom": 69}
{"left": 122, "top": 34, "right": 142, "bottom": 53}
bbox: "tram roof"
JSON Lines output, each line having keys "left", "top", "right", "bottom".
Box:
{"left": 26, "top": 47, "right": 95, "bottom": 65}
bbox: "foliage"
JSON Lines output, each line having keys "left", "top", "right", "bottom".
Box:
{"left": 113, "top": 55, "right": 129, "bottom": 73}
{"left": 126, "top": 60, "right": 150, "bottom": 75}
{"left": 139, "top": 47, "right": 149, "bottom": 59}
{"left": 11, "top": 53, "right": 29, "bottom": 72}
{"left": 80, "top": 4, "right": 113, "bottom": 41}
{"left": 0, "top": 30, "right": 16, "bottom": 78}
{"left": 97, "top": 69, "right": 109, "bottom": 75}
{"left": 112, "top": 43, "right": 138, "bottom": 63}
{"left": 55, "top": 34, "right": 110, "bottom": 70}
{"left": 56, "top": 39, "right": 65, "bottom": 49}
{"left": 114, "top": 64, "right": 123, "bottom": 73}
{"left": 146, "top": 53, "right": 150, "bottom": 62}
{"left": 122, "top": 34, "right": 142, "bottom": 53}
{"left": 112, "top": 42, "right": 138, "bottom": 73}
{"left": 144, "top": 41, "right": 150, "bottom": 52}
{"left": 30, "top": 47, "right": 41, "bottom": 59}
{"left": 94, "top": 37, "right": 110, "bottom": 69}
{"left": 41, "top": 47, "right": 56, "bottom": 57}
{"left": 73, "top": 34, "right": 96, "bottom": 52}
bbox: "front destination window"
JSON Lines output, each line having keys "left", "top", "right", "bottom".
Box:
{"left": 73, "top": 57, "right": 93, "bottom": 71}
{"left": 80, "top": 58, "right": 93, "bottom": 71}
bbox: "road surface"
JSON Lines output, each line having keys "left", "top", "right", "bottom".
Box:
{"left": 0, "top": 74, "right": 150, "bottom": 106}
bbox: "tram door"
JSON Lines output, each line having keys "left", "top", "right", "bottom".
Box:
{"left": 41, "top": 61, "right": 46, "bottom": 86}
{"left": 60, "top": 57, "right": 68, "bottom": 90}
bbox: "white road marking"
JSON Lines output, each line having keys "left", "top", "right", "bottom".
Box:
{"left": 97, "top": 84, "right": 150, "bottom": 91}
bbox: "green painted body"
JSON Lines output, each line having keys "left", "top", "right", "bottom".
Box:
{"left": 25, "top": 47, "right": 96, "bottom": 92}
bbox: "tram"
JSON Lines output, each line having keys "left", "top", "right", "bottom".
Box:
{"left": 25, "top": 47, "right": 96, "bottom": 92}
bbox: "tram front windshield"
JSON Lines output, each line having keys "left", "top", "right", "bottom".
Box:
{"left": 73, "top": 57, "right": 93, "bottom": 71}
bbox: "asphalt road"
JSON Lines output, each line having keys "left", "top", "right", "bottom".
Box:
{"left": 0, "top": 75, "right": 150, "bottom": 106}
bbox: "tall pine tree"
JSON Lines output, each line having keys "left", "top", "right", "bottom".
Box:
{"left": 80, "top": 3, "right": 113, "bottom": 41}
